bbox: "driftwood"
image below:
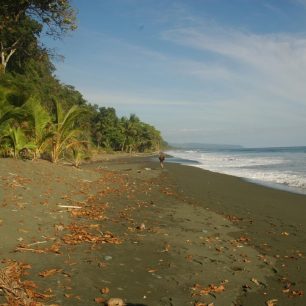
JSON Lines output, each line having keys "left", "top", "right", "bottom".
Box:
{"left": 57, "top": 205, "right": 82, "bottom": 209}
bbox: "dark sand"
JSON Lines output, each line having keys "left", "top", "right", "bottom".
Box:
{"left": 0, "top": 156, "right": 305, "bottom": 306}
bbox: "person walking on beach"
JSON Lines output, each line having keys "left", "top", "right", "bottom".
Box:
{"left": 159, "top": 152, "right": 165, "bottom": 168}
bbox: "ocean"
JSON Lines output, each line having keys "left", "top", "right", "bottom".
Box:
{"left": 166, "top": 146, "right": 306, "bottom": 195}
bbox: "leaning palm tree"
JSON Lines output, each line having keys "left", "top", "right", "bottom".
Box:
{"left": 23, "top": 97, "right": 52, "bottom": 159}
{"left": 50, "top": 100, "right": 88, "bottom": 163}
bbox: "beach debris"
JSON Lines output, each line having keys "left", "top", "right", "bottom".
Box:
{"left": 95, "top": 296, "right": 106, "bottom": 303}
{"left": 194, "top": 303, "right": 214, "bottom": 306}
{"left": 242, "top": 284, "right": 251, "bottom": 292}
{"left": 191, "top": 281, "right": 227, "bottom": 296}
{"left": 281, "top": 231, "right": 290, "bottom": 236}
{"left": 266, "top": 299, "right": 278, "bottom": 306}
{"left": 62, "top": 223, "right": 122, "bottom": 245}
{"left": 57, "top": 205, "right": 82, "bottom": 209}
{"left": 15, "top": 242, "right": 61, "bottom": 254}
{"left": 70, "top": 206, "right": 107, "bottom": 220}
{"left": 28, "top": 240, "right": 48, "bottom": 246}
{"left": 226, "top": 215, "right": 243, "bottom": 223}
{"left": 161, "top": 187, "right": 176, "bottom": 196}
{"left": 101, "top": 287, "right": 110, "bottom": 294}
{"left": 136, "top": 223, "right": 146, "bottom": 230}
{"left": 0, "top": 261, "right": 52, "bottom": 305}
{"left": 251, "top": 277, "right": 261, "bottom": 286}
{"left": 39, "top": 268, "right": 62, "bottom": 278}
{"left": 282, "top": 281, "right": 304, "bottom": 297}
{"left": 107, "top": 297, "right": 125, "bottom": 306}
{"left": 54, "top": 224, "right": 65, "bottom": 231}
{"left": 15, "top": 246, "right": 47, "bottom": 254}
{"left": 82, "top": 179, "right": 93, "bottom": 183}
{"left": 162, "top": 243, "right": 171, "bottom": 252}
{"left": 237, "top": 236, "right": 250, "bottom": 243}
{"left": 104, "top": 256, "right": 113, "bottom": 261}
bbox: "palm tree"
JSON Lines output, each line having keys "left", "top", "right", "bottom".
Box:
{"left": 4, "top": 126, "right": 36, "bottom": 158}
{"left": 120, "top": 114, "right": 139, "bottom": 153}
{"left": 0, "top": 94, "right": 26, "bottom": 157}
{"left": 50, "top": 100, "right": 88, "bottom": 163}
{"left": 23, "top": 97, "right": 52, "bottom": 158}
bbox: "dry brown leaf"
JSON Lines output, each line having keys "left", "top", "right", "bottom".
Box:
{"left": 266, "top": 299, "right": 278, "bottom": 306}
{"left": 39, "top": 268, "right": 62, "bottom": 278}
{"left": 211, "top": 284, "right": 225, "bottom": 293}
{"left": 192, "top": 282, "right": 226, "bottom": 296}
{"left": 23, "top": 280, "right": 38, "bottom": 289}
{"left": 49, "top": 243, "right": 61, "bottom": 253}
{"left": 65, "top": 293, "right": 73, "bottom": 298}
{"left": 0, "top": 261, "right": 49, "bottom": 305}
{"left": 95, "top": 297, "right": 106, "bottom": 303}
{"left": 288, "top": 290, "right": 304, "bottom": 297}
{"left": 101, "top": 287, "right": 110, "bottom": 294}
{"left": 54, "top": 224, "right": 65, "bottom": 231}
{"left": 251, "top": 278, "right": 260, "bottom": 286}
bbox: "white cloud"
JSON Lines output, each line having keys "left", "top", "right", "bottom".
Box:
{"left": 162, "top": 26, "right": 306, "bottom": 106}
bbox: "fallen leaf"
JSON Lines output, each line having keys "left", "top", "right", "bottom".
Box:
{"left": 251, "top": 278, "right": 260, "bottom": 286}
{"left": 101, "top": 287, "right": 110, "bottom": 294}
{"left": 54, "top": 224, "right": 65, "bottom": 231}
{"left": 94, "top": 297, "right": 106, "bottom": 303}
{"left": 64, "top": 293, "right": 73, "bottom": 298}
{"left": 290, "top": 290, "right": 304, "bottom": 297}
{"left": 266, "top": 299, "right": 278, "bottom": 306}
{"left": 192, "top": 282, "right": 226, "bottom": 296}
{"left": 39, "top": 269, "right": 62, "bottom": 277}
{"left": 281, "top": 232, "right": 289, "bottom": 236}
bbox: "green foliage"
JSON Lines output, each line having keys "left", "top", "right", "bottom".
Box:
{"left": 92, "top": 107, "right": 124, "bottom": 151}
{"left": 2, "top": 126, "right": 36, "bottom": 158}
{"left": 23, "top": 96, "right": 51, "bottom": 158}
{"left": 0, "top": 0, "right": 76, "bottom": 73}
{"left": 50, "top": 100, "right": 89, "bottom": 163}
{"left": 0, "top": 0, "right": 165, "bottom": 161}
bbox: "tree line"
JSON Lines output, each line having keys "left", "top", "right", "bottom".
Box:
{"left": 0, "top": 0, "right": 166, "bottom": 164}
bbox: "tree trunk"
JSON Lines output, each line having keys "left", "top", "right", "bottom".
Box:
{"left": 0, "top": 41, "right": 18, "bottom": 74}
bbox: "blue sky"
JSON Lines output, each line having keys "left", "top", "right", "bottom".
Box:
{"left": 46, "top": 0, "right": 306, "bottom": 147}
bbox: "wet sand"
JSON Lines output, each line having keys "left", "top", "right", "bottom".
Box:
{"left": 0, "top": 156, "right": 305, "bottom": 305}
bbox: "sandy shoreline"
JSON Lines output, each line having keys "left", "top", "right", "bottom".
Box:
{"left": 0, "top": 156, "right": 305, "bottom": 305}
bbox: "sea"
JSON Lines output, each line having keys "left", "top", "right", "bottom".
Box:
{"left": 166, "top": 146, "right": 306, "bottom": 195}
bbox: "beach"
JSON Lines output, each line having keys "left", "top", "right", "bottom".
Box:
{"left": 0, "top": 155, "right": 305, "bottom": 306}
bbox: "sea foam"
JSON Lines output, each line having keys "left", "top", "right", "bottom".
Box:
{"left": 167, "top": 147, "right": 306, "bottom": 194}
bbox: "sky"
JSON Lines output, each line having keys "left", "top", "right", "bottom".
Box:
{"left": 46, "top": 0, "right": 306, "bottom": 147}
